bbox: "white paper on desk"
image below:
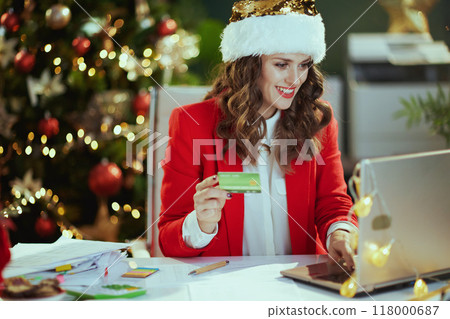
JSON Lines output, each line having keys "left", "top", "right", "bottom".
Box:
{"left": 5, "top": 236, "right": 130, "bottom": 277}
{"left": 5, "top": 251, "right": 129, "bottom": 288}
{"left": 62, "top": 251, "right": 129, "bottom": 286}
{"left": 188, "top": 263, "right": 303, "bottom": 301}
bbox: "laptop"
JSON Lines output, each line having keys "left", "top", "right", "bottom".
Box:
{"left": 281, "top": 149, "right": 450, "bottom": 294}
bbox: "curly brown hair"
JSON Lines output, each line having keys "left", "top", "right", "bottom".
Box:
{"left": 205, "top": 56, "right": 332, "bottom": 174}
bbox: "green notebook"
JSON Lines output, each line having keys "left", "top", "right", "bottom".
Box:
{"left": 65, "top": 284, "right": 146, "bottom": 300}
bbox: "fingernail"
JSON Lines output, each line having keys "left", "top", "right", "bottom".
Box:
{"left": 213, "top": 175, "right": 217, "bottom": 180}
{"left": 227, "top": 193, "right": 232, "bottom": 199}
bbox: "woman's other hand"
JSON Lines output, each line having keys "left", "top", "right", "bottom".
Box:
{"left": 328, "top": 229, "right": 356, "bottom": 271}
{"left": 193, "top": 175, "right": 231, "bottom": 234}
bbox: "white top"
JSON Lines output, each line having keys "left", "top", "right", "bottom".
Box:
{"left": 182, "top": 111, "right": 356, "bottom": 254}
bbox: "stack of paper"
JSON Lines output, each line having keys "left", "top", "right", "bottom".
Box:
{"left": 3, "top": 236, "right": 138, "bottom": 299}
{"left": 5, "top": 236, "right": 130, "bottom": 276}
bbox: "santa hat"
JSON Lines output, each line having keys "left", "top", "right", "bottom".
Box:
{"left": 220, "top": 0, "right": 326, "bottom": 63}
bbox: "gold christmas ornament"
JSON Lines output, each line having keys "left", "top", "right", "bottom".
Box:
{"left": 340, "top": 276, "right": 358, "bottom": 298}
{"left": 45, "top": 4, "right": 72, "bottom": 30}
{"left": 414, "top": 278, "right": 429, "bottom": 297}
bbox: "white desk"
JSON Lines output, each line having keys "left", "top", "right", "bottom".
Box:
{"left": 63, "top": 255, "right": 447, "bottom": 301}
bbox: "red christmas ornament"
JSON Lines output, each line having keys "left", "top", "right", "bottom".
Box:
{"left": 38, "top": 117, "right": 59, "bottom": 138}
{"left": 35, "top": 215, "right": 56, "bottom": 238}
{"left": 88, "top": 161, "right": 123, "bottom": 197}
{"left": 0, "top": 11, "right": 20, "bottom": 32}
{"left": 132, "top": 92, "right": 151, "bottom": 116}
{"left": 157, "top": 18, "right": 177, "bottom": 37}
{"left": 72, "top": 37, "right": 91, "bottom": 56}
{"left": 14, "top": 50, "right": 35, "bottom": 73}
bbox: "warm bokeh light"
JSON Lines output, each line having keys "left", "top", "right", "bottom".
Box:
{"left": 90, "top": 141, "right": 99, "bottom": 150}
{"left": 88, "top": 68, "right": 96, "bottom": 76}
{"left": 113, "top": 125, "right": 122, "bottom": 135}
{"left": 110, "top": 215, "right": 119, "bottom": 224}
{"left": 126, "top": 132, "right": 135, "bottom": 141}
{"left": 77, "top": 129, "right": 85, "bottom": 138}
{"left": 42, "top": 146, "right": 49, "bottom": 156}
{"left": 131, "top": 209, "right": 140, "bottom": 219}
{"left": 143, "top": 48, "right": 152, "bottom": 57}
{"left": 136, "top": 115, "right": 145, "bottom": 125}
{"left": 112, "top": 202, "right": 120, "bottom": 211}
{"left": 58, "top": 206, "right": 65, "bottom": 216}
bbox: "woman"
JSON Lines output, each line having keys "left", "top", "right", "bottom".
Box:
{"left": 158, "top": 0, "right": 357, "bottom": 268}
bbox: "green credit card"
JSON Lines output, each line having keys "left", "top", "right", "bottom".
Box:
{"left": 217, "top": 172, "right": 261, "bottom": 193}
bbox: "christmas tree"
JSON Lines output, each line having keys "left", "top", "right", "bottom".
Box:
{"left": 0, "top": 0, "right": 221, "bottom": 245}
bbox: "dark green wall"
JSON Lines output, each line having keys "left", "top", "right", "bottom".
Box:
{"left": 200, "top": 0, "right": 449, "bottom": 77}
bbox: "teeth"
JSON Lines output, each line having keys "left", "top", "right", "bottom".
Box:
{"left": 277, "top": 87, "right": 294, "bottom": 94}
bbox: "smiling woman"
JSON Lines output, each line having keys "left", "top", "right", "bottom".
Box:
{"left": 257, "top": 53, "right": 312, "bottom": 117}
{"left": 158, "top": 0, "right": 358, "bottom": 265}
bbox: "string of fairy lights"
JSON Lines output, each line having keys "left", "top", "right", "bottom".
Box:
{"left": 1, "top": 26, "right": 153, "bottom": 238}
{"left": 1, "top": 2, "right": 199, "bottom": 241}
{"left": 339, "top": 164, "right": 430, "bottom": 299}
{"left": 1, "top": 171, "right": 146, "bottom": 239}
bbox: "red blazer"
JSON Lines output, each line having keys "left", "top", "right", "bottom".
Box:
{"left": 158, "top": 98, "right": 357, "bottom": 257}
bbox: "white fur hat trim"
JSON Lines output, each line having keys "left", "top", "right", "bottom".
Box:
{"left": 220, "top": 13, "right": 326, "bottom": 63}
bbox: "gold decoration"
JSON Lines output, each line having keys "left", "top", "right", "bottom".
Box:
{"left": 78, "top": 197, "right": 120, "bottom": 242}
{"left": 352, "top": 194, "right": 373, "bottom": 218}
{"left": 0, "top": 36, "right": 18, "bottom": 68}
{"left": 414, "top": 278, "right": 429, "bottom": 297}
{"left": 26, "top": 69, "right": 66, "bottom": 106}
{"left": 230, "top": 0, "right": 319, "bottom": 22}
{"left": 45, "top": 4, "right": 72, "bottom": 30}
{"left": 155, "top": 29, "right": 200, "bottom": 84}
{"left": 22, "top": 0, "right": 36, "bottom": 21}
{"left": 340, "top": 275, "right": 358, "bottom": 298}
{"left": 379, "top": 0, "right": 440, "bottom": 33}
{"left": 135, "top": 0, "right": 154, "bottom": 29}
{"left": 9, "top": 169, "right": 42, "bottom": 200}
{"left": 365, "top": 241, "right": 394, "bottom": 268}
